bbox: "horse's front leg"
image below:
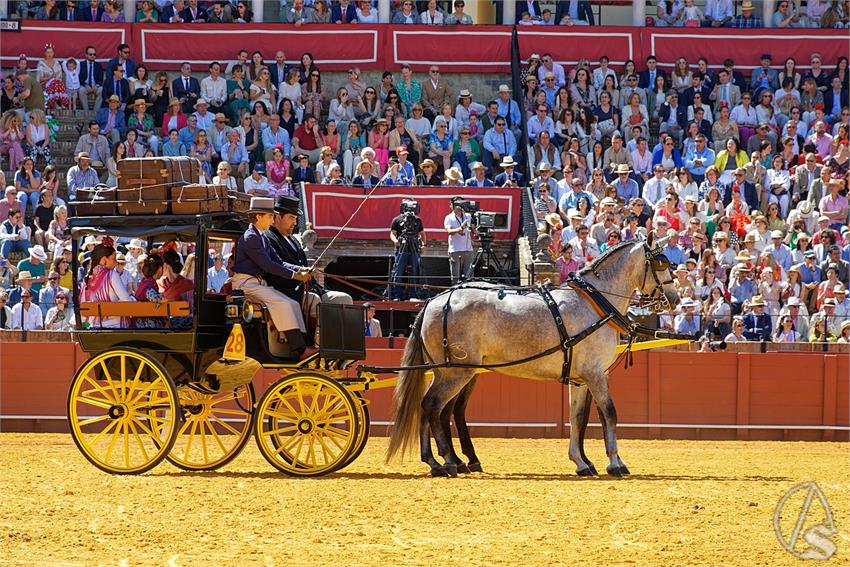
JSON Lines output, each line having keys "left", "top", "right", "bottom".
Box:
{"left": 568, "top": 382, "right": 597, "bottom": 476}
{"left": 584, "top": 372, "right": 629, "bottom": 477}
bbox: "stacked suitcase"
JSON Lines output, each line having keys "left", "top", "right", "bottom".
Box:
{"left": 71, "top": 157, "right": 250, "bottom": 216}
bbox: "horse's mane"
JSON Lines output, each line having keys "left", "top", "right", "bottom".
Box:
{"left": 578, "top": 240, "right": 639, "bottom": 277}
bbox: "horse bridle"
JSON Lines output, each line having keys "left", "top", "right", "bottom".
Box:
{"left": 641, "top": 244, "right": 675, "bottom": 312}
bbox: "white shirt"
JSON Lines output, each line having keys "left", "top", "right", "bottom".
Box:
{"left": 244, "top": 174, "right": 271, "bottom": 194}
{"left": 444, "top": 212, "right": 473, "bottom": 253}
{"left": 11, "top": 303, "right": 43, "bottom": 330}
{"left": 537, "top": 63, "right": 566, "bottom": 88}
{"left": 200, "top": 76, "right": 227, "bottom": 105}
{"left": 642, "top": 177, "right": 670, "bottom": 209}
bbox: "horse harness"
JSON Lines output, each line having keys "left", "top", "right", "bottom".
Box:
{"left": 435, "top": 243, "right": 681, "bottom": 385}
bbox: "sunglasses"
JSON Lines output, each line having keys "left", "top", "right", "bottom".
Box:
{"left": 311, "top": 73, "right": 320, "bottom": 77}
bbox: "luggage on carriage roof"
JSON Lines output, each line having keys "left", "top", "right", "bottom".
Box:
{"left": 73, "top": 185, "right": 116, "bottom": 216}
{"left": 116, "top": 156, "right": 201, "bottom": 191}
{"left": 170, "top": 184, "right": 229, "bottom": 215}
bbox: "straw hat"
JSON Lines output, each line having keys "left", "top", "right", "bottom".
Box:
{"left": 132, "top": 98, "right": 151, "bottom": 109}
{"left": 419, "top": 158, "right": 436, "bottom": 170}
{"left": 750, "top": 295, "right": 766, "bottom": 307}
{"left": 16, "top": 270, "right": 33, "bottom": 281}
{"left": 28, "top": 245, "right": 47, "bottom": 262}
{"left": 194, "top": 98, "right": 209, "bottom": 109}
{"left": 500, "top": 156, "right": 518, "bottom": 168}
{"left": 127, "top": 238, "right": 146, "bottom": 250}
{"left": 615, "top": 164, "right": 631, "bottom": 174}
{"left": 545, "top": 213, "right": 562, "bottom": 228}
{"left": 444, "top": 167, "right": 463, "bottom": 181}
{"left": 75, "top": 151, "right": 91, "bottom": 163}
{"left": 537, "top": 162, "right": 552, "bottom": 172}
{"left": 470, "top": 161, "right": 485, "bottom": 171}
{"left": 168, "top": 97, "right": 181, "bottom": 109}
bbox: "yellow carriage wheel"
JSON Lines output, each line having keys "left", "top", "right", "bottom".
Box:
{"left": 336, "top": 391, "right": 370, "bottom": 472}
{"left": 254, "top": 372, "right": 360, "bottom": 477}
{"left": 165, "top": 383, "right": 256, "bottom": 471}
{"left": 67, "top": 348, "right": 179, "bottom": 475}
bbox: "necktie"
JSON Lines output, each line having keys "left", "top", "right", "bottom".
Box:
{"left": 650, "top": 71, "right": 655, "bottom": 85}
{"left": 342, "top": 7, "right": 347, "bottom": 23}
{"left": 88, "top": 62, "right": 94, "bottom": 85}
{"left": 184, "top": 78, "right": 189, "bottom": 91}
{"left": 722, "top": 85, "right": 728, "bottom": 103}
{"left": 92, "top": 8, "right": 96, "bottom": 19}
{"left": 114, "top": 79, "right": 119, "bottom": 98}
{"left": 365, "top": 321, "right": 371, "bottom": 336}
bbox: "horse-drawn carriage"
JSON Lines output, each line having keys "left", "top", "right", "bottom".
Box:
{"left": 67, "top": 210, "right": 378, "bottom": 477}
{"left": 67, "top": 206, "right": 692, "bottom": 478}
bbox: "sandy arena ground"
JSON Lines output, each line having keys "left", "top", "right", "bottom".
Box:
{"left": 0, "top": 434, "right": 847, "bottom": 567}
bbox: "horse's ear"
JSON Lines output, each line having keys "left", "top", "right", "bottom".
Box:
{"left": 646, "top": 230, "right": 654, "bottom": 247}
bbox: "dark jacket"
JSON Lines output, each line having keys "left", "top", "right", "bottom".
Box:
{"left": 723, "top": 180, "right": 759, "bottom": 213}
{"left": 268, "top": 63, "right": 291, "bottom": 91}
{"left": 658, "top": 102, "right": 687, "bottom": 129}
{"left": 331, "top": 3, "right": 358, "bottom": 23}
{"left": 514, "top": 1, "right": 542, "bottom": 21}
{"left": 172, "top": 76, "right": 201, "bottom": 113}
{"left": 682, "top": 85, "right": 711, "bottom": 108}
{"left": 352, "top": 174, "right": 380, "bottom": 188}
{"left": 638, "top": 68, "right": 667, "bottom": 90}
{"left": 79, "top": 5, "right": 104, "bottom": 21}
{"left": 554, "top": 0, "right": 594, "bottom": 25}
{"left": 494, "top": 171, "right": 527, "bottom": 188}
{"left": 101, "top": 77, "right": 131, "bottom": 107}
{"left": 291, "top": 166, "right": 316, "bottom": 185}
{"left": 78, "top": 60, "right": 105, "bottom": 88}
{"left": 742, "top": 311, "right": 772, "bottom": 341}
{"left": 180, "top": 5, "right": 207, "bottom": 22}
{"left": 265, "top": 226, "right": 308, "bottom": 302}
{"left": 415, "top": 173, "right": 443, "bottom": 186}
{"left": 106, "top": 57, "right": 137, "bottom": 78}
{"left": 59, "top": 5, "right": 82, "bottom": 20}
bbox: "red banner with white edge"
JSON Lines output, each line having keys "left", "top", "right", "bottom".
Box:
{"left": 303, "top": 185, "right": 521, "bottom": 240}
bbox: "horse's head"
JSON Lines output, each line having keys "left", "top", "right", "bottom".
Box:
{"left": 639, "top": 233, "right": 679, "bottom": 312}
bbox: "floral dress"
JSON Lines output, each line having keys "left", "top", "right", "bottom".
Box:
{"left": 133, "top": 277, "right": 166, "bottom": 329}
{"left": 266, "top": 158, "right": 293, "bottom": 196}
{"left": 37, "top": 60, "right": 70, "bottom": 108}
{"left": 190, "top": 143, "right": 213, "bottom": 179}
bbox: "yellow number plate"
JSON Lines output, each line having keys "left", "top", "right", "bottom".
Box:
{"left": 223, "top": 323, "right": 246, "bottom": 361}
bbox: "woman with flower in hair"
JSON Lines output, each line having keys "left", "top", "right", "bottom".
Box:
{"left": 79, "top": 237, "right": 135, "bottom": 329}
{"left": 157, "top": 242, "right": 194, "bottom": 328}
{"left": 37, "top": 43, "right": 70, "bottom": 109}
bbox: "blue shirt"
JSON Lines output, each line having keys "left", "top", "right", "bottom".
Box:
{"left": 558, "top": 190, "right": 594, "bottom": 213}
{"left": 612, "top": 177, "right": 640, "bottom": 202}
{"left": 482, "top": 127, "right": 517, "bottom": 157}
{"left": 729, "top": 278, "right": 756, "bottom": 303}
{"left": 162, "top": 140, "right": 187, "bottom": 157}
{"left": 797, "top": 262, "right": 821, "bottom": 284}
{"left": 221, "top": 141, "right": 249, "bottom": 164}
{"left": 178, "top": 126, "right": 200, "bottom": 148}
{"left": 663, "top": 244, "right": 686, "bottom": 267}
{"left": 206, "top": 266, "right": 228, "bottom": 293}
{"left": 262, "top": 126, "right": 291, "bottom": 157}
{"left": 684, "top": 146, "right": 715, "bottom": 176}
{"left": 768, "top": 243, "right": 793, "bottom": 272}
{"left": 496, "top": 98, "right": 522, "bottom": 129}
{"left": 674, "top": 314, "right": 701, "bottom": 335}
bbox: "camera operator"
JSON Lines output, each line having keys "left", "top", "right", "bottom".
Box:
{"left": 389, "top": 199, "right": 427, "bottom": 300}
{"left": 444, "top": 197, "right": 474, "bottom": 284}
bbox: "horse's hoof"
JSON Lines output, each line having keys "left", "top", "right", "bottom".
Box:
{"left": 606, "top": 464, "right": 625, "bottom": 478}
{"left": 444, "top": 464, "right": 459, "bottom": 478}
{"left": 457, "top": 463, "right": 471, "bottom": 474}
{"left": 576, "top": 466, "right": 597, "bottom": 477}
{"left": 467, "top": 461, "right": 483, "bottom": 473}
{"left": 619, "top": 464, "right": 631, "bottom": 476}
{"left": 587, "top": 464, "right": 598, "bottom": 476}
{"left": 430, "top": 467, "right": 450, "bottom": 477}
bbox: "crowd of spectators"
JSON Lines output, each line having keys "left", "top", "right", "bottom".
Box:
{"left": 1, "top": 1, "right": 849, "bottom": 344}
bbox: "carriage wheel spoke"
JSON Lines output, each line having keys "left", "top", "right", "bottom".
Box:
{"left": 82, "top": 375, "right": 116, "bottom": 403}
{"left": 199, "top": 419, "right": 210, "bottom": 463}
{"left": 76, "top": 414, "right": 111, "bottom": 428}
{"left": 208, "top": 421, "right": 229, "bottom": 454}
{"left": 123, "top": 420, "right": 131, "bottom": 468}
{"left": 88, "top": 418, "right": 119, "bottom": 449}
{"left": 209, "top": 414, "right": 241, "bottom": 436}
{"left": 77, "top": 396, "right": 114, "bottom": 410}
{"left": 127, "top": 420, "right": 150, "bottom": 463}
{"left": 104, "top": 420, "right": 121, "bottom": 464}
{"left": 183, "top": 419, "right": 198, "bottom": 461}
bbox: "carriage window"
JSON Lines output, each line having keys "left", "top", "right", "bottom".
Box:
{"left": 205, "top": 234, "right": 239, "bottom": 298}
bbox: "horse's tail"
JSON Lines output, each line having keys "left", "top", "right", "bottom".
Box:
{"left": 386, "top": 307, "right": 429, "bottom": 462}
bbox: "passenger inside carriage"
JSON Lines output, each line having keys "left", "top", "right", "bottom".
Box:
{"left": 156, "top": 242, "right": 194, "bottom": 328}
{"left": 133, "top": 251, "right": 167, "bottom": 329}
{"left": 79, "top": 237, "right": 135, "bottom": 329}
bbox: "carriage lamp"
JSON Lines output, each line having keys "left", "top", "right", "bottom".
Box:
{"left": 225, "top": 289, "right": 245, "bottom": 321}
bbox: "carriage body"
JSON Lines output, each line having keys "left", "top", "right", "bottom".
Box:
{"left": 67, "top": 211, "right": 371, "bottom": 477}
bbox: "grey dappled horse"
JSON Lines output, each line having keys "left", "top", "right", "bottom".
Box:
{"left": 387, "top": 237, "right": 678, "bottom": 477}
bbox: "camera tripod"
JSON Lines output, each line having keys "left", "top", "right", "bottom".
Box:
{"left": 470, "top": 232, "right": 509, "bottom": 282}
{"left": 389, "top": 232, "right": 426, "bottom": 300}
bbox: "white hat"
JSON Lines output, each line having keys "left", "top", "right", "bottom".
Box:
{"left": 770, "top": 230, "right": 784, "bottom": 239}
{"left": 28, "top": 245, "right": 47, "bottom": 261}
{"left": 498, "top": 84, "right": 511, "bottom": 93}
{"left": 787, "top": 296, "right": 801, "bottom": 306}
{"left": 194, "top": 98, "right": 209, "bottom": 109}
{"left": 127, "top": 238, "right": 146, "bottom": 250}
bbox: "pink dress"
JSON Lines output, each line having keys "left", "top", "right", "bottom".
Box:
{"left": 0, "top": 126, "right": 25, "bottom": 170}
{"left": 368, "top": 131, "right": 389, "bottom": 173}
{"left": 266, "top": 158, "right": 294, "bottom": 196}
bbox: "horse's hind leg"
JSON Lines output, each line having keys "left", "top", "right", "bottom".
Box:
{"left": 452, "top": 375, "right": 481, "bottom": 473}
{"left": 568, "top": 383, "right": 597, "bottom": 476}
{"left": 423, "top": 369, "right": 474, "bottom": 478}
{"left": 584, "top": 371, "right": 629, "bottom": 477}
{"left": 420, "top": 385, "right": 446, "bottom": 476}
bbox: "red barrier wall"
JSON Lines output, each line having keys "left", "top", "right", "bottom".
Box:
{"left": 1, "top": 338, "right": 846, "bottom": 441}
{"left": 2, "top": 23, "right": 847, "bottom": 73}
{"left": 303, "top": 184, "right": 522, "bottom": 240}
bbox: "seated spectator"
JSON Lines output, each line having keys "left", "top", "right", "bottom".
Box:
{"left": 685, "top": 134, "right": 715, "bottom": 184}
{"left": 494, "top": 156, "right": 526, "bottom": 188}
{"left": 182, "top": 0, "right": 208, "bottom": 22}
{"left": 10, "top": 287, "right": 43, "bottom": 330}
{"left": 282, "top": 0, "right": 313, "bottom": 24}
{"left": 1, "top": 111, "right": 26, "bottom": 172}
{"left": 656, "top": 0, "right": 685, "bottom": 27}
{"left": 96, "top": 95, "right": 126, "bottom": 145}
{"left": 352, "top": 158, "right": 379, "bottom": 187}
{"left": 44, "top": 290, "right": 73, "bottom": 331}
{"left": 0, "top": 208, "right": 32, "bottom": 259}
{"left": 732, "top": 0, "right": 763, "bottom": 27}
{"left": 244, "top": 163, "right": 271, "bottom": 195}
{"left": 675, "top": 298, "right": 701, "bottom": 335}
{"left": 331, "top": 0, "right": 357, "bottom": 23}
{"left": 742, "top": 294, "right": 772, "bottom": 340}
{"left": 555, "top": 0, "right": 594, "bottom": 25}
{"left": 38, "top": 268, "right": 69, "bottom": 315}
{"left": 74, "top": 121, "right": 109, "bottom": 169}
{"left": 420, "top": 0, "right": 445, "bottom": 24}
{"left": 212, "top": 161, "right": 239, "bottom": 191}
{"left": 161, "top": 129, "right": 186, "bottom": 157}
{"left": 465, "top": 161, "right": 494, "bottom": 187}
{"left": 290, "top": 153, "right": 316, "bottom": 186}
{"left": 206, "top": 1, "right": 233, "bottom": 23}
{"left": 445, "top": 0, "right": 473, "bottom": 24}
{"left": 179, "top": 114, "right": 202, "bottom": 150}
{"left": 393, "top": 1, "right": 420, "bottom": 23}
{"left": 221, "top": 129, "right": 249, "bottom": 178}
{"left": 66, "top": 152, "right": 100, "bottom": 202}
{"left": 292, "top": 114, "right": 323, "bottom": 164}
